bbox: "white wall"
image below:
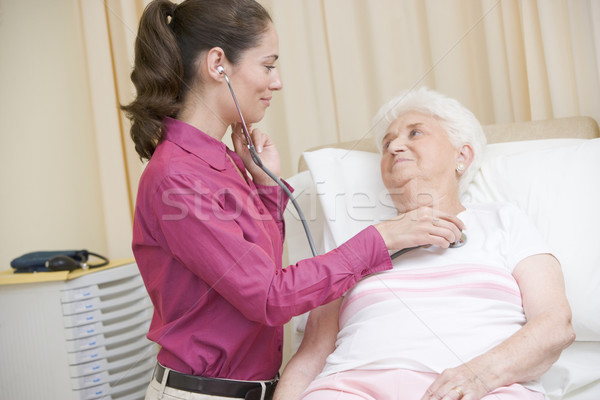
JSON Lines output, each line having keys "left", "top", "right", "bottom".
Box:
{"left": 0, "top": 0, "right": 109, "bottom": 268}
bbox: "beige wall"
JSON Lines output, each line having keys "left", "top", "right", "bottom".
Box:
{"left": 0, "top": 0, "right": 132, "bottom": 269}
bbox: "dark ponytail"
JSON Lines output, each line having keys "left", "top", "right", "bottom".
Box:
{"left": 121, "top": 0, "right": 272, "bottom": 161}
{"left": 121, "top": 0, "right": 182, "bottom": 161}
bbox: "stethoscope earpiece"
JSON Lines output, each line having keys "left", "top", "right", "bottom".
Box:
{"left": 217, "top": 65, "right": 225, "bottom": 74}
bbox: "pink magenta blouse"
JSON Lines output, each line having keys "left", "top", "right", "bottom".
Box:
{"left": 132, "top": 117, "right": 392, "bottom": 381}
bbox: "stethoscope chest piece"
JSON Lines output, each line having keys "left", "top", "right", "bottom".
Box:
{"left": 449, "top": 232, "right": 467, "bottom": 248}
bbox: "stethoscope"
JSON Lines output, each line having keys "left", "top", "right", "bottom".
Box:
{"left": 217, "top": 65, "right": 466, "bottom": 259}
{"left": 390, "top": 232, "right": 467, "bottom": 260}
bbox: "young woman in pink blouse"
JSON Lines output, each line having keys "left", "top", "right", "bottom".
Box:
{"left": 122, "top": 1, "right": 464, "bottom": 399}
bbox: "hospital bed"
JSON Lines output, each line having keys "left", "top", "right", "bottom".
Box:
{"left": 283, "top": 116, "right": 600, "bottom": 400}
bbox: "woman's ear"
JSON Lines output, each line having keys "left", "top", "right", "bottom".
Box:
{"left": 456, "top": 144, "right": 474, "bottom": 175}
{"left": 205, "top": 47, "right": 227, "bottom": 80}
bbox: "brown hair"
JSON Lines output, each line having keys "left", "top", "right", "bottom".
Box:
{"left": 121, "top": 0, "right": 272, "bottom": 161}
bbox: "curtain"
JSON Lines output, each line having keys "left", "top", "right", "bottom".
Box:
{"left": 260, "top": 0, "right": 600, "bottom": 178}
{"left": 82, "top": 0, "right": 600, "bottom": 227}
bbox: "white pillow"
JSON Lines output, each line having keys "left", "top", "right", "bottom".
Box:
{"left": 299, "top": 138, "right": 600, "bottom": 341}
{"left": 302, "top": 150, "right": 396, "bottom": 250}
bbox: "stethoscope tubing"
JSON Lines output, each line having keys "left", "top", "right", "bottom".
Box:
{"left": 222, "top": 70, "right": 319, "bottom": 257}
{"left": 221, "top": 69, "right": 466, "bottom": 261}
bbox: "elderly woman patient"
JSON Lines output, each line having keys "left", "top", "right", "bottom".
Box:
{"left": 275, "top": 88, "right": 575, "bottom": 400}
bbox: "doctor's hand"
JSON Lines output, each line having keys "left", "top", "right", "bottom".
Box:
{"left": 231, "top": 123, "right": 281, "bottom": 186}
{"left": 375, "top": 206, "right": 464, "bottom": 252}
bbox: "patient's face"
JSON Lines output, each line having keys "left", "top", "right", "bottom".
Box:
{"left": 380, "top": 111, "right": 459, "bottom": 195}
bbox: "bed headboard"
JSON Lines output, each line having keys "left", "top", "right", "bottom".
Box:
{"left": 298, "top": 116, "right": 600, "bottom": 172}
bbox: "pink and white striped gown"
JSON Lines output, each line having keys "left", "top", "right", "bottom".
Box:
{"left": 314, "top": 203, "right": 552, "bottom": 397}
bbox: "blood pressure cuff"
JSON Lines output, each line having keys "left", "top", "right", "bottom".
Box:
{"left": 10, "top": 250, "right": 98, "bottom": 273}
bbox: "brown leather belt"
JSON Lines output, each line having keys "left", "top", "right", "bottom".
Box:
{"left": 154, "top": 363, "right": 278, "bottom": 399}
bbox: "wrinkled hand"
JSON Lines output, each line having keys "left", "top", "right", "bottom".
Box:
{"left": 231, "top": 123, "right": 281, "bottom": 186}
{"left": 375, "top": 206, "right": 464, "bottom": 251}
{"left": 421, "top": 362, "right": 492, "bottom": 400}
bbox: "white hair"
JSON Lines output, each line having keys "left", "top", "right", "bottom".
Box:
{"left": 372, "top": 87, "right": 487, "bottom": 196}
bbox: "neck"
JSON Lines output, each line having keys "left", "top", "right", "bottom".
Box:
{"left": 178, "top": 92, "right": 229, "bottom": 141}
{"left": 391, "top": 179, "right": 465, "bottom": 216}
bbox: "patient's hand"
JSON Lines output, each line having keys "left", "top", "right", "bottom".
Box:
{"left": 421, "top": 361, "right": 491, "bottom": 400}
{"left": 374, "top": 206, "right": 464, "bottom": 251}
{"left": 422, "top": 253, "right": 574, "bottom": 400}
